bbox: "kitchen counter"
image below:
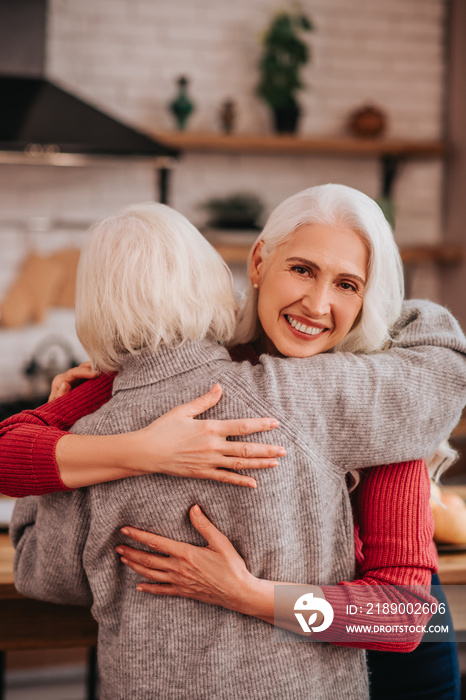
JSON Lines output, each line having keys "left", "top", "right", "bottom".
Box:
{"left": 0, "top": 533, "right": 97, "bottom": 651}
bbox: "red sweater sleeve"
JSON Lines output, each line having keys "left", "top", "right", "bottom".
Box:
{"left": 0, "top": 373, "right": 116, "bottom": 497}
{"left": 320, "top": 460, "right": 438, "bottom": 651}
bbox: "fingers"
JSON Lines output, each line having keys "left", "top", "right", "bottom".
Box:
{"left": 136, "top": 583, "right": 177, "bottom": 595}
{"left": 214, "top": 457, "right": 278, "bottom": 472}
{"left": 124, "top": 559, "right": 172, "bottom": 584}
{"left": 120, "top": 526, "right": 185, "bottom": 557}
{"left": 189, "top": 504, "right": 229, "bottom": 549}
{"left": 48, "top": 381, "right": 72, "bottom": 402}
{"left": 206, "top": 471, "right": 258, "bottom": 487}
{"left": 214, "top": 417, "right": 280, "bottom": 437}
{"left": 223, "top": 441, "right": 286, "bottom": 460}
{"left": 48, "top": 361, "right": 99, "bottom": 402}
{"left": 116, "top": 545, "right": 174, "bottom": 575}
{"left": 179, "top": 384, "right": 223, "bottom": 418}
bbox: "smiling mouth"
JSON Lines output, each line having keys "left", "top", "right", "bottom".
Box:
{"left": 285, "top": 314, "right": 327, "bottom": 336}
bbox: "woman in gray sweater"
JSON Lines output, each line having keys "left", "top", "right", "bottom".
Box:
{"left": 11, "top": 193, "right": 466, "bottom": 700}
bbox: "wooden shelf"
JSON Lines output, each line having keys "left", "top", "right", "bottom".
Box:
{"left": 401, "top": 245, "right": 464, "bottom": 265}
{"left": 152, "top": 131, "right": 445, "bottom": 158}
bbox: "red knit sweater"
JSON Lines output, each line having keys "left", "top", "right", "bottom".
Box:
{"left": 0, "top": 358, "right": 437, "bottom": 651}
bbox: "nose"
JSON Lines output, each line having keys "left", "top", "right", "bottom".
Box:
{"left": 301, "top": 281, "right": 331, "bottom": 317}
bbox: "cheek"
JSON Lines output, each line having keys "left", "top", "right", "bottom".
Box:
{"left": 256, "top": 292, "right": 272, "bottom": 333}
{"left": 341, "top": 298, "right": 364, "bottom": 331}
{"left": 257, "top": 281, "right": 281, "bottom": 321}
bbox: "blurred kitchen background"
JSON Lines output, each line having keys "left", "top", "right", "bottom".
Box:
{"left": 0, "top": 0, "right": 465, "bottom": 697}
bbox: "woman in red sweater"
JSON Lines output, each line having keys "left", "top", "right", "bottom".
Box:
{"left": 2, "top": 186, "right": 464, "bottom": 696}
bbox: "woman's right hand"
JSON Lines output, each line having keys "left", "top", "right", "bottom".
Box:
{"left": 125, "top": 383, "right": 285, "bottom": 488}
{"left": 53, "top": 372, "right": 285, "bottom": 489}
{"left": 49, "top": 361, "right": 100, "bottom": 401}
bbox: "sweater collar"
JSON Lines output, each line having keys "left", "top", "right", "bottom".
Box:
{"left": 112, "top": 339, "right": 231, "bottom": 393}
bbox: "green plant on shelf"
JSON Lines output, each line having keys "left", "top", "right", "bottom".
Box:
{"left": 257, "top": 7, "right": 314, "bottom": 133}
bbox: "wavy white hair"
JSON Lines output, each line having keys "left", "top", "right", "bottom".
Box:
{"left": 233, "top": 184, "right": 455, "bottom": 482}
{"left": 233, "top": 183, "right": 404, "bottom": 353}
{"left": 76, "top": 202, "right": 237, "bottom": 371}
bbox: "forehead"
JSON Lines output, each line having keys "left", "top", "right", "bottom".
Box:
{"left": 275, "top": 223, "right": 369, "bottom": 276}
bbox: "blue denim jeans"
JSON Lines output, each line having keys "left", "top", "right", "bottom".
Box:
{"left": 366, "top": 574, "right": 461, "bottom": 699}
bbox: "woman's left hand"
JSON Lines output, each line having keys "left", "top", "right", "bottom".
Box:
{"left": 116, "top": 506, "right": 257, "bottom": 613}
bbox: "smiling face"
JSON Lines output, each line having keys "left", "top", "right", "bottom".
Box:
{"left": 250, "top": 222, "right": 369, "bottom": 357}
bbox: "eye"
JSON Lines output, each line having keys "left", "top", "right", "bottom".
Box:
{"left": 290, "top": 265, "right": 312, "bottom": 277}
{"left": 338, "top": 281, "right": 358, "bottom": 293}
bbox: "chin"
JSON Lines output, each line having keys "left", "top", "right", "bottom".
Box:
{"left": 275, "top": 340, "right": 325, "bottom": 359}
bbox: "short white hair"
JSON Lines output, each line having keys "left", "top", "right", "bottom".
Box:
{"left": 233, "top": 184, "right": 404, "bottom": 353}
{"left": 76, "top": 202, "right": 237, "bottom": 371}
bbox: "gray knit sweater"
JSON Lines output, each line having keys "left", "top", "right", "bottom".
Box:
{"left": 11, "top": 300, "right": 466, "bottom": 700}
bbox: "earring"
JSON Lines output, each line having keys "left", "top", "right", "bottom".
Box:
{"left": 253, "top": 283, "right": 259, "bottom": 289}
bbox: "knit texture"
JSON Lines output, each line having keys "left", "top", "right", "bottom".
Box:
{"left": 232, "top": 342, "right": 438, "bottom": 651}
{"left": 12, "top": 339, "right": 368, "bottom": 700}
{"left": 11, "top": 297, "right": 466, "bottom": 699}
{"left": 321, "top": 461, "right": 437, "bottom": 650}
{"left": 2, "top": 300, "right": 466, "bottom": 496}
{"left": 0, "top": 372, "right": 115, "bottom": 496}
{"left": 3, "top": 345, "right": 437, "bottom": 653}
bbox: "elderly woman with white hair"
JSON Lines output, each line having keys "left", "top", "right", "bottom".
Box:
{"left": 10, "top": 188, "right": 466, "bottom": 700}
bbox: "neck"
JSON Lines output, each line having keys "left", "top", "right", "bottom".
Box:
{"left": 255, "top": 327, "right": 282, "bottom": 357}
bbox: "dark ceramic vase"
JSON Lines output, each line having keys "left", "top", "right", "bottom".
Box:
{"left": 169, "top": 76, "right": 194, "bottom": 130}
{"left": 273, "top": 105, "right": 300, "bottom": 133}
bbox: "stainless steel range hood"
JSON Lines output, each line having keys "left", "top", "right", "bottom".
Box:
{"left": 0, "top": 0, "right": 178, "bottom": 200}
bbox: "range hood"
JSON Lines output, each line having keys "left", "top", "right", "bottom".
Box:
{"left": 0, "top": 0, "right": 178, "bottom": 199}
{"left": 0, "top": 75, "right": 179, "bottom": 160}
{"left": 0, "top": 75, "right": 178, "bottom": 157}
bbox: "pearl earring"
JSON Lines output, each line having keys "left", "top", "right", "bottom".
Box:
{"left": 253, "top": 283, "right": 259, "bottom": 289}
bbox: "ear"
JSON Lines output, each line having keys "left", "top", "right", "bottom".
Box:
{"left": 249, "top": 240, "right": 265, "bottom": 288}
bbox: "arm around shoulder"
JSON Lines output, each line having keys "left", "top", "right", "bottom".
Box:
{"left": 0, "top": 373, "right": 115, "bottom": 496}
{"left": 256, "top": 300, "right": 466, "bottom": 470}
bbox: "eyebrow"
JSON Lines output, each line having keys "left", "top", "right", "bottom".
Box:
{"left": 286, "top": 257, "right": 366, "bottom": 288}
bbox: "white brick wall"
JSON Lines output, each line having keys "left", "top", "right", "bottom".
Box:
{"left": 46, "top": 0, "right": 446, "bottom": 138}
{"left": 43, "top": 0, "right": 447, "bottom": 253}
{"left": 0, "top": 0, "right": 448, "bottom": 397}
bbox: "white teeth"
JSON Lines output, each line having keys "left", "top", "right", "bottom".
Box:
{"left": 286, "top": 315, "right": 325, "bottom": 336}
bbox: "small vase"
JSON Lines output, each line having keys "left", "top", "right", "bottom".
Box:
{"left": 219, "top": 99, "right": 236, "bottom": 134}
{"left": 169, "top": 76, "right": 195, "bottom": 131}
{"left": 273, "top": 105, "right": 300, "bottom": 134}
{"left": 348, "top": 105, "right": 386, "bottom": 138}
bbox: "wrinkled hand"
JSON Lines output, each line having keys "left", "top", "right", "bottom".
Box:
{"left": 132, "top": 383, "right": 285, "bottom": 488}
{"left": 117, "top": 506, "right": 255, "bottom": 612}
{"left": 48, "top": 361, "right": 100, "bottom": 401}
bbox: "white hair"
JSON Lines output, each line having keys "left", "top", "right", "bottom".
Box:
{"left": 234, "top": 184, "right": 456, "bottom": 484}
{"left": 426, "top": 440, "right": 458, "bottom": 482}
{"left": 76, "top": 202, "right": 237, "bottom": 371}
{"left": 233, "top": 184, "right": 404, "bottom": 353}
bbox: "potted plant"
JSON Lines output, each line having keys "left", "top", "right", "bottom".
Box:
{"left": 201, "top": 193, "right": 264, "bottom": 230}
{"left": 257, "top": 9, "right": 314, "bottom": 133}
